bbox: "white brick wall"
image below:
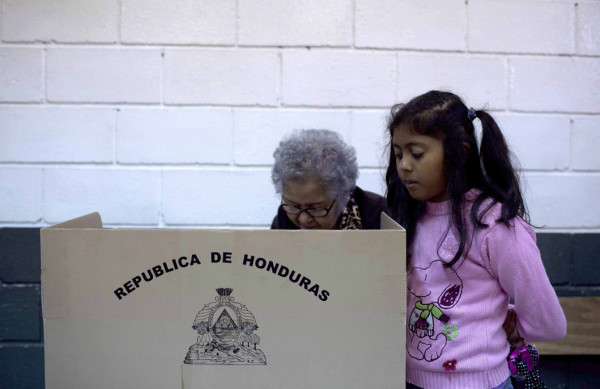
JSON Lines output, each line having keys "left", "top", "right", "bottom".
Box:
{"left": 163, "top": 49, "right": 279, "bottom": 106}
{"left": 238, "top": 0, "right": 352, "bottom": 47}
{"left": 46, "top": 48, "right": 162, "bottom": 103}
{"left": 282, "top": 50, "right": 396, "bottom": 107}
{"left": 234, "top": 109, "right": 351, "bottom": 166}
{"left": 2, "top": 0, "right": 119, "bottom": 43}
{"left": 397, "top": 53, "right": 508, "bottom": 110}
{"left": 494, "top": 114, "right": 570, "bottom": 171}
{"left": 0, "top": 106, "right": 114, "bottom": 163}
{"left": 355, "top": 0, "right": 466, "bottom": 51}
{"left": 572, "top": 117, "right": 600, "bottom": 171}
{"left": 1, "top": 0, "right": 598, "bottom": 231}
{"left": 578, "top": 2, "right": 600, "bottom": 56}
{"left": 469, "top": 1, "right": 575, "bottom": 54}
{"left": 121, "top": 0, "right": 236, "bottom": 45}
{"left": 162, "top": 169, "right": 277, "bottom": 226}
{"left": 0, "top": 48, "right": 42, "bottom": 102}
{"left": 117, "top": 108, "right": 233, "bottom": 164}
{"left": 524, "top": 173, "right": 600, "bottom": 228}
{"left": 510, "top": 57, "right": 600, "bottom": 113}
{"left": 350, "top": 110, "right": 389, "bottom": 168}
{"left": 0, "top": 168, "right": 42, "bottom": 223}
{"left": 44, "top": 168, "right": 161, "bottom": 225}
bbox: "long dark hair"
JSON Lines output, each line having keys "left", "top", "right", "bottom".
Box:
{"left": 385, "top": 90, "right": 528, "bottom": 267}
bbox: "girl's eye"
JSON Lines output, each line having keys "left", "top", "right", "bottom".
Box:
{"left": 412, "top": 153, "right": 423, "bottom": 159}
{"left": 394, "top": 154, "right": 402, "bottom": 160}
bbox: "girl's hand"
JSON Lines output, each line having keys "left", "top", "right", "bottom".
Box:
{"left": 503, "top": 308, "right": 524, "bottom": 347}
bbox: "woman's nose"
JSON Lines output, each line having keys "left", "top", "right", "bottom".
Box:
{"left": 297, "top": 211, "right": 312, "bottom": 225}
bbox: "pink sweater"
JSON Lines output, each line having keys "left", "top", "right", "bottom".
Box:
{"left": 406, "top": 192, "right": 566, "bottom": 388}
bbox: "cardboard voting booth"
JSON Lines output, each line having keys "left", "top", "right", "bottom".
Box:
{"left": 41, "top": 212, "right": 406, "bottom": 388}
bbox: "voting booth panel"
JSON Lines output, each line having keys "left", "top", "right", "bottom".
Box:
{"left": 41, "top": 213, "right": 406, "bottom": 388}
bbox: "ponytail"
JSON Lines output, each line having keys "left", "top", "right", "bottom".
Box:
{"left": 472, "top": 110, "right": 528, "bottom": 226}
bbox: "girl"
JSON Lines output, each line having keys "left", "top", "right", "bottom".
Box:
{"left": 385, "top": 91, "right": 566, "bottom": 389}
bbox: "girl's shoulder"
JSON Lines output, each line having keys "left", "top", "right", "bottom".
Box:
{"left": 463, "top": 189, "right": 532, "bottom": 233}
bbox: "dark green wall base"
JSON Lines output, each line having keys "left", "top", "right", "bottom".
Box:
{"left": 0, "top": 345, "right": 44, "bottom": 389}
{"left": 540, "top": 355, "right": 600, "bottom": 389}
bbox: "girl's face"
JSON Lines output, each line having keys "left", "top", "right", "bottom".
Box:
{"left": 392, "top": 124, "right": 448, "bottom": 202}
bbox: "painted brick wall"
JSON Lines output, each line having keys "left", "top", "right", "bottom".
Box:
{"left": 0, "top": 0, "right": 598, "bottom": 230}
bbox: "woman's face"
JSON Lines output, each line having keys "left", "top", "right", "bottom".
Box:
{"left": 281, "top": 180, "right": 343, "bottom": 230}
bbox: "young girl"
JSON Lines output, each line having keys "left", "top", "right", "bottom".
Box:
{"left": 385, "top": 91, "right": 566, "bottom": 389}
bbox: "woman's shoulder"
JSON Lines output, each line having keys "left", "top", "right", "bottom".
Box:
{"left": 270, "top": 205, "right": 299, "bottom": 230}
{"left": 354, "top": 186, "right": 384, "bottom": 201}
{"left": 354, "top": 186, "right": 387, "bottom": 210}
{"left": 353, "top": 186, "right": 390, "bottom": 229}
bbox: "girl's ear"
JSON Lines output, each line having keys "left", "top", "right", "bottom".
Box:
{"left": 462, "top": 142, "right": 470, "bottom": 162}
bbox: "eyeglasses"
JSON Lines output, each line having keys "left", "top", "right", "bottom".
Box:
{"left": 281, "top": 199, "right": 337, "bottom": 217}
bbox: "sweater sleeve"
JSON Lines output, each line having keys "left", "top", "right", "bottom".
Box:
{"left": 481, "top": 218, "right": 567, "bottom": 342}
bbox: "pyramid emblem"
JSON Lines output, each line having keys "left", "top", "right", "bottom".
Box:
{"left": 213, "top": 309, "right": 238, "bottom": 330}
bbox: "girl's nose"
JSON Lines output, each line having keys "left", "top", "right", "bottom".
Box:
{"left": 399, "top": 157, "right": 412, "bottom": 172}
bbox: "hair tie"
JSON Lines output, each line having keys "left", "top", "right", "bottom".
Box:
{"left": 467, "top": 108, "right": 477, "bottom": 121}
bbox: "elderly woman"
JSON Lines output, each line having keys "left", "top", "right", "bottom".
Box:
{"left": 270, "top": 129, "right": 388, "bottom": 230}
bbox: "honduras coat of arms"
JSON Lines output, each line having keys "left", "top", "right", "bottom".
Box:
{"left": 183, "top": 288, "right": 266, "bottom": 365}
